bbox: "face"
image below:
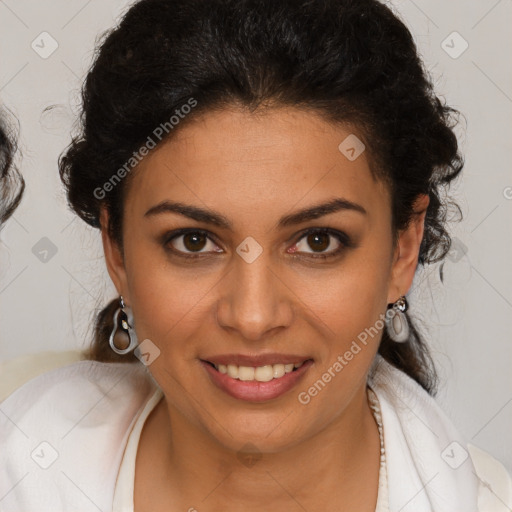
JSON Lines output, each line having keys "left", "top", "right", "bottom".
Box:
{"left": 103, "top": 106, "right": 427, "bottom": 453}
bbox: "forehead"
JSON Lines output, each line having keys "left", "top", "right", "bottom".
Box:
{"left": 127, "top": 107, "right": 390, "bottom": 223}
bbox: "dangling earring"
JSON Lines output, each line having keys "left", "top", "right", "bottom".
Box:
{"left": 385, "top": 295, "right": 409, "bottom": 343}
{"left": 109, "top": 296, "right": 139, "bottom": 354}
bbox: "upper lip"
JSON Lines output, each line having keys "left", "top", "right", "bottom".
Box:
{"left": 201, "top": 353, "right": 312, "bottom": 367}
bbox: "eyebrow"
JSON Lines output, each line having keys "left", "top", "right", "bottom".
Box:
{"left": 144, "top": 197, "right": 367, "bottom": 230}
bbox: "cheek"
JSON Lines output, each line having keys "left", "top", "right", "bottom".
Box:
{"left": 295, "top": 256, "right": 390, "bottom": 417}
{"left": 123, "top": 244, "right": 217, "bottom": 348}
{"left": 311, "top": 252, "right": 390, "bottom": 340}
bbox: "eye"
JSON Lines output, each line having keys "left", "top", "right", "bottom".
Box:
{"left": 163, "top": 227, "right": 352, "bottom": 261}
{"left": 164, "top": 229, "right": 222, "bottom": 258}
{"left": 289, "top": 228, "right": 351, "bottom": 259}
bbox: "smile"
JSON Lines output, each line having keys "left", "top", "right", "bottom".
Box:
{"left": 200, "top": 358, "right": 314, "bottom": 402}
{"left": 207, "top": 361, "right": 306, "bottom": 382}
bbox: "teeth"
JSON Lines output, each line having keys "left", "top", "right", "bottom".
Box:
{"left": 227, "top": 364, "right": 238, "bottom": 379}
{"left": 213, "top": 361, "right": 306, "bottom": 382}
{"left": 273, "top": 364, "right": 285, "bottom": 379}
{"left": 254, "top": 365, "right": 273, "bottom": 382}
{"left": 238, "top": 366, "right": 255, "bottom": 381}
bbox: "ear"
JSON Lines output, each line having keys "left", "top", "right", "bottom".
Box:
{"left": 387, "top": 194, "right": 430, "bottom": 304}
{"left": 100, "top": 206, "right": 130, "bottom": 302}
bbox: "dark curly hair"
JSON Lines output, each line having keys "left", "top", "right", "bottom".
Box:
{"left": 0, "top": 111, "right": 24, "bottom": 224}
{"left": 59, "top": 0, "right": 465, "bottom": 395}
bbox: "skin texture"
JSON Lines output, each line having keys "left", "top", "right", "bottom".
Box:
{"left": 102, "top": 107, "right": 429, "bottom": 511}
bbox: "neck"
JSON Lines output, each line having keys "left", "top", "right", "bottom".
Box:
{"left": 136, "top": 383, "right": 381, "bottom": 512}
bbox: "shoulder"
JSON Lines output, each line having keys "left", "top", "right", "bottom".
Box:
{"left": 0, "top": 349, "right": 85, "bottom": 402}
{"left": 0, "top": 358, "right": 158, "bottom": 440}
{"left": 0, "top": 359, "right": 160, "bottom": 511}
{"left": 0, "top": 358, "right": 156, "bottom": 422}
{"left": 368, "top": 354, "right": 512, "bottom": 511}
{"left": 468, "top": 443, "right": 512, "bottom": 511}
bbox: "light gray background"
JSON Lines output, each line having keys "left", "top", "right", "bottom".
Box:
{"left": 1, "top": 0, "right": 511, "bottom": 472}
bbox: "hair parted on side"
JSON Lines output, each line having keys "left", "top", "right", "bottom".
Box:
{"left": 59, "top": 0, "right": 466, "bottom": 396}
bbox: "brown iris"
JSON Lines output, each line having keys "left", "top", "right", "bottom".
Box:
{"left": 183, "top": 232, "right": 208, "bottom": 252}
{"left": 306, "top": 232, "right": 330, "bottom": 252}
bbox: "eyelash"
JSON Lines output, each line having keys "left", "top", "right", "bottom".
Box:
{"left": 162, "top": 227, "right": 353, "bottom": 261}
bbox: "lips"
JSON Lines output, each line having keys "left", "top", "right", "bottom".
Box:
{"left": 199, "top": 355, "right": 314, "bottom": 402}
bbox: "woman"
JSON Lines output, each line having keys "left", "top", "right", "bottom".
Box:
{"left": 1, "top": 0, "right": 510, "bottom": 511}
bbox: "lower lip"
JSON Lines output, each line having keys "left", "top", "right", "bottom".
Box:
{"left": 200, "top": 360, "right": 313, "bottom": 402}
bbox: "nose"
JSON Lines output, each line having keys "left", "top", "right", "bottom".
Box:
{"left": 215, "top": 252, "right": 293, "bottom": 341}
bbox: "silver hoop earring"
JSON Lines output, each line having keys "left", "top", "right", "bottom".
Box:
{"left": 385, "top": 295, "right": 409, "bottom": 343}
{"left": 109, "top": 296, "right": 139, "bottom": 354}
